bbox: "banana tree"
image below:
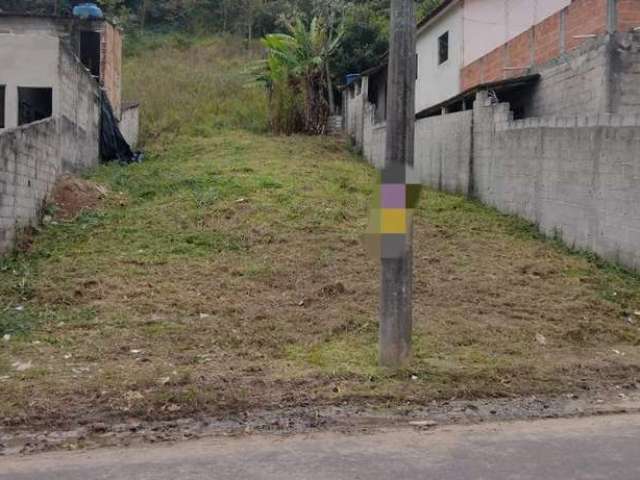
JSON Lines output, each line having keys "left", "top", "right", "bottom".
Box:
{"left": 257, "top": 16, "right": 343, "bottom": 135}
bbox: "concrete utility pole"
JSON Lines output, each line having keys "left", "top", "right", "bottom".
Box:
{"left": 379, "top": 0, "right": 417, "bottom": 367}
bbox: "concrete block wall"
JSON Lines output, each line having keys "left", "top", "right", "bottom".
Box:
{"left": 362, "top": 103, "right": 386, "bottom": 170}
{"left": 528, "top": 37, "right": 611, "bottom": 117}
{"left": 356, "top": 94, "right": 640, "bottom": 271}
{"left": 58, "top": 43, "right": 101, "bottom": 172}
{"left": 359, "top": 107, "right": 473, "bottom": 196}
{"left": 0, "top": 119, "right": 60, "bottom": 252}
{"left": 0, "top": 43, "right": 100, "bottom": 255}
{"left": 473, "top": 93, "right": 640, "bottom": 271}
{"left": 414, "top": 110, "right": 473, "bottom": 195}
{"left": 344, "top": 78, "right": 367, "bottom": 151}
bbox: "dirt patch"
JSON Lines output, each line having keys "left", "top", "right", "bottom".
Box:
{"left": 48, "top": 176, "right": 109, "bottom": 221}
{"left": 2, "top": 389, "right": 639, "bottom": 456}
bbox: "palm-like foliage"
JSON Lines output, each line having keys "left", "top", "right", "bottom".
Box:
{"left": 256, "top": 16, "right": 343, "bottom": 135}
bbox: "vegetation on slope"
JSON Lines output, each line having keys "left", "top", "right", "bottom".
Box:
{"left": 123, "top": 37, "right": 268, "bottom": 145}
{"left": 1, "top": 0, "right": 441, "bottom": 86}
{"left": 1, "top": 36, "right": 639, "bottom": 429}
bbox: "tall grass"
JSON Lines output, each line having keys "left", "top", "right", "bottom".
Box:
{"left": 122, "top": 35, "right": 269, "bottom": 146}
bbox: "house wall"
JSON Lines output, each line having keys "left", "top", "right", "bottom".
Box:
{"left": 460, "top": 0, "right": 636, "bottom": 91}
{"left": 462, "top": 0, "right": 572, "bottom": 66}
{"left": 619, "top": 0, "right": 640, "bottom": 32}
{"left": 0, "top": 15, "right": 125, "bottom": 122}
{"left": 0, "top": 41, "right": 100, "bottom": 254}
{"left": 0, "top": 32, "right": 60, "bottom": 130}
{"left": 99, "top": 22, "right": 122, "bottom": 119}
{"left": 416, "top": 4, "right": 464, "bottom": 112}
{"left": 58, "top": 42, "right": 101, "bottom": 171}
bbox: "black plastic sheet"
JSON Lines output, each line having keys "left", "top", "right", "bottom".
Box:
{"left": 100, "top": 91, "right": 142, "bottom": 164}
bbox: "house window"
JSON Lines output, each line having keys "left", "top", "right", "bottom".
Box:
{"left": 18, "top": 87, "right": 53, "bottom": 126}
{"left": 438, "top": 31, "right": 449, "bottom": 65}
{"left": 80, "top": 31, "right": 101, "bottom": 78}
{"left": 0, "top": 86, "right": 5, "bottom": 128}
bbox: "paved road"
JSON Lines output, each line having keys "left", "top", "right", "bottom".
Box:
{"left": 2, "top": 413, "right": 640, "bottom": 479}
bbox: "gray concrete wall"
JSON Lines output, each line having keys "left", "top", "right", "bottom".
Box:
{"left": 527, "top": 33, "right": 640, "bottom": 118}
{"left": 352, "top": 94, "right": 640, "bottom": 273}
{"left": 0, "top": 119, "right": 59, "bottom": 252}
{"left": 58, "top": 43, "right": 101, "bottom": 172}
{"left": 345, "top": 78, "right": 367, "bottom": 151}
{"left": 473, "top": 93, "right": 640, "bottom": 271}
{"left": 527, "top": 36, "right": 612, "bottom": 117}
{"left": 362, "top": 104, "right": 386, "bottom": 170}
{"left": 120, "top": 104, "right": 140, "bottom": 149}
{"left": 345, "top": 30, "right": 640, "bottom": 272}
{"left": 0, "top": 41, "right": 100, "bottom": 254}
{"left": 612, "top": 32, "right": 640, "bottom": 115}
{"left": 414, "top": 110, "right": 473, "bottom": 195}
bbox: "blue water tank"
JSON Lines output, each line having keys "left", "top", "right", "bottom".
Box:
{"left": 345, "top": 74, "right": 361, "bottom": 86}
{"left": 72, "top": 3, "right": 104, "bottom": 20}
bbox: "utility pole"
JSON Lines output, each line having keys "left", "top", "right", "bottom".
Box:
{"left": 379, "top": 0, "right": 417, "bottom": 367}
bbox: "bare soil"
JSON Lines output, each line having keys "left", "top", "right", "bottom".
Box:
{"left": 48, "top": 175, "right": 109, "bottom": 221}
{"left": 2, "top": 388, "right": 639, "bottom": 456}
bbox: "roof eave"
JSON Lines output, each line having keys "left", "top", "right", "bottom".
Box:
{"left": 417, "top": 0, "right": 460, "bottom": 36}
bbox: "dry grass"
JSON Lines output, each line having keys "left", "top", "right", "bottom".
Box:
{"left": 1, "top": 129, "right": 639, "bottom": 428}
{"left": 123, "top": 35, "right": 268, "bottom": 145}
{"left": 1, "top": 37, "right": 639, "bottom": 430}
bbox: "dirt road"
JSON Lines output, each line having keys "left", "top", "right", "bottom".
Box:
{"left": 3, "top": 413, "right": 640, "bottom": 479}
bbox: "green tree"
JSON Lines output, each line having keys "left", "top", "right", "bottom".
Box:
{"left": 258, "top": 16, "right": 343, "bottom": 134}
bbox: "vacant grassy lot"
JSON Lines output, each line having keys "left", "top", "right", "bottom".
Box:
{"left": 1, "top": 38, "right": 639, "bottom": 429}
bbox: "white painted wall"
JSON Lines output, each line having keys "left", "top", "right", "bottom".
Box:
{"left": 463, "top": 0, "right": 571, "bottom": 66}
{"left": 0, "top": 32, "right": 60, "bottom": 130}
{"left": 120, "top": 105, "right": 140, "bottom": 148}
{"left": 416, "top": 3, "right": 464, "bottom": 112}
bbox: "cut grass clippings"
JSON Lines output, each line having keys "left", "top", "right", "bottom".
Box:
{"left": 1, "top": 130, "right": 639, "bottom": 429}
{"left": 1, "top": 36, "right": 639, "bottom": 430}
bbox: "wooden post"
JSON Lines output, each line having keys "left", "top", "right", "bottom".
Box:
{"left": 379, "top": 0, "right": 417, "bottom": 368}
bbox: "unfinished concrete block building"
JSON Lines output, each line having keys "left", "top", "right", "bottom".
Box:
{"left": 344, "top": 0, "right": 640, "bottom": 272}
{"left": 0, "top": 12, "right": 139, "bottom": 253}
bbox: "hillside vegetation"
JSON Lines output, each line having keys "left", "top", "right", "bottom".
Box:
{"left": 1, "top": 36, "right": 639, "bottom": 429}
{"left": 123, "top": 36, "right": 268, "bottom": 144}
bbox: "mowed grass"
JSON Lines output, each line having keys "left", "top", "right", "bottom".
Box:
{"left": 1, "top": 37, "right": 640, "bottom": 428}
